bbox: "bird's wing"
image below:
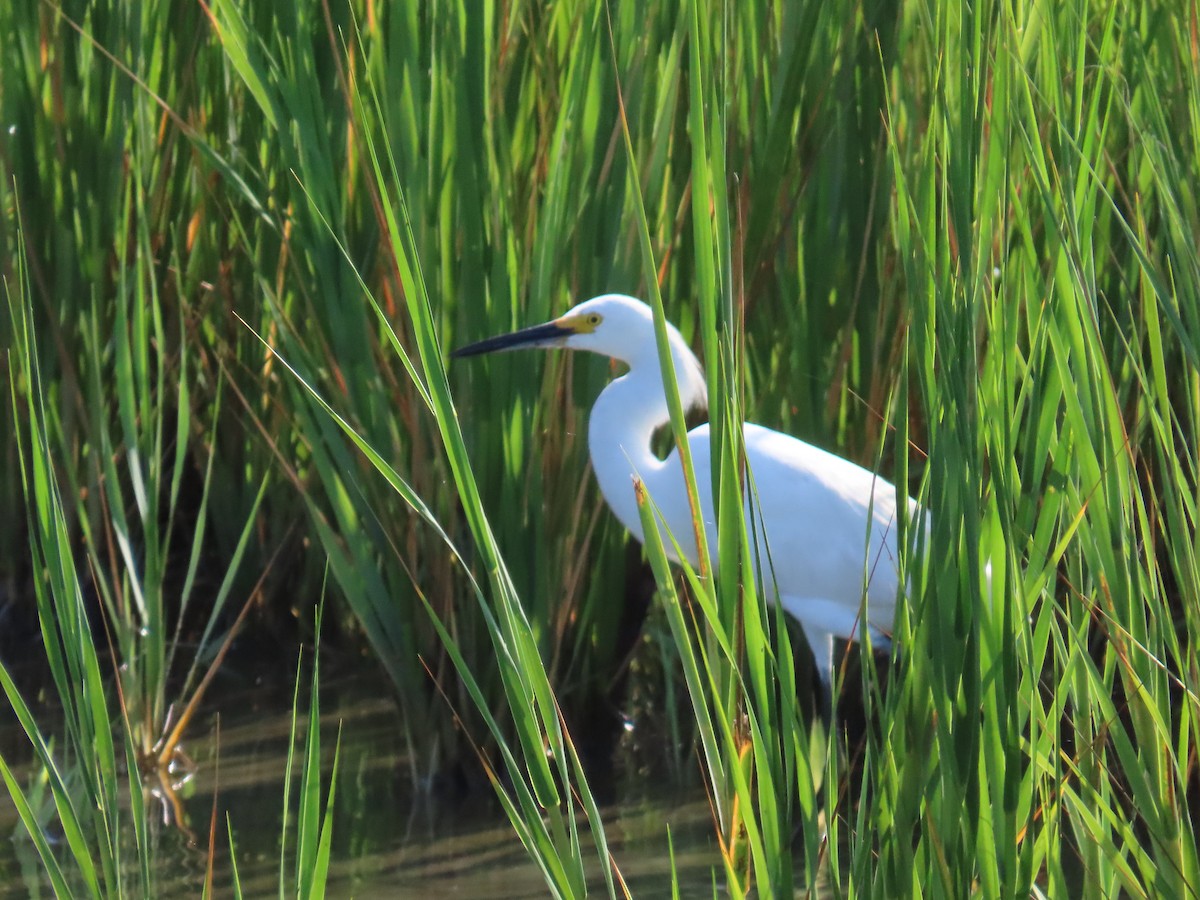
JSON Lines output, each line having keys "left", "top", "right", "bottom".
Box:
{"left": 683, "top": 423, "right": 910, "bottom": 626}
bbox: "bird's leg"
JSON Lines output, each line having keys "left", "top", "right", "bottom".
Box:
{"left": 815, "top": 666, "right": 835, "bottom": 732}
{"left": 799, "top": 623, "right": 837, "bottom": 726}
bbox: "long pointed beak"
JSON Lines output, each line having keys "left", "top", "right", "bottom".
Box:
{"left": 451, "top": 319, "right": 574, "bottom": 358}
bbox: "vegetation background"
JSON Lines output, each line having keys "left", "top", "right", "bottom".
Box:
{"left": 0, "top": 0, "right": 1196, "bottom": 896}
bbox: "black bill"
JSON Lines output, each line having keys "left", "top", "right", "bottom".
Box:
{"left": 451, "top": 319, "right": 573, "bottom": 358}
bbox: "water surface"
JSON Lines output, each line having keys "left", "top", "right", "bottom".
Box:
{"left": 1, "top": 673, "right": 723, "bottom": 896}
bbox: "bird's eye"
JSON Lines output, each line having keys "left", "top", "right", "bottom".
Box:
{"left": 574, "top": 311, "right": 603, "bottom": 333}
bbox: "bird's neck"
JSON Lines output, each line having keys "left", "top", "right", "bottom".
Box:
{"left": 586, "top": 370, "right": 671, "bottom": 543}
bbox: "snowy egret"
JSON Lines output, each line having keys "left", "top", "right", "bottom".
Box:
{"left": 453, "top": 294, "right": 919, "bottom": 689}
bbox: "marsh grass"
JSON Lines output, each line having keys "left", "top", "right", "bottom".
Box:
{"left": 3, "top": 229, "right": 339, "bottom": 897}
{"left": 3, "top": 229, "right": 150, "bottom": 897}
{"left": 2, "top": 0, "right": 1198, "bottom": 896}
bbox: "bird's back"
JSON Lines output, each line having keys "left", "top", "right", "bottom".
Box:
{"left": 649, "top": 422, "right": 917, "bottom": 633}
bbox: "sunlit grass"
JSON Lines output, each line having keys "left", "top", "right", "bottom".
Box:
{"left": 1, "top": 0, "right": 1197, "bottom": 895}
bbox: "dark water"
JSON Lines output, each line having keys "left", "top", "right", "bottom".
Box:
{"left": 0, "top": 675, "right": 723, "bottom": 897}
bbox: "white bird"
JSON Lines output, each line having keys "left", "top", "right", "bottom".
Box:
{"left": 453, "top": 294, "right": 919, "bottom": 691}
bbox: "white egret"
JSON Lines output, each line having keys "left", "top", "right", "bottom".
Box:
{"left": 453, "top": 294, "right": 918, "bottom": 690}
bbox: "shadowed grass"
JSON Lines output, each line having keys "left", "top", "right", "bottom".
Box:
{"left": 0, "top": 0, "right": 1197, "bottom": 896}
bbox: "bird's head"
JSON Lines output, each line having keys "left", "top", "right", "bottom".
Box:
{"left": 452, "top": 294, "right": 649, "bottom": 360}
{"left": 453, "top": 293, "right": 707, "bottom": 409}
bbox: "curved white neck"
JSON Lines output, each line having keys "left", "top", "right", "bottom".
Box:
{"left": 586, "top": 370, "right": 670, "bottom": 542}
{"left": 583, "top": 319, "right": 706, "bottom": 548}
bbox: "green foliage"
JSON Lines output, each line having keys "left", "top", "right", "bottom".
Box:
{"left": 1, "top": 0, "right": 1197, "bottom": 896}
{"left": 3, "top": 234, "right": 154, "bottom": 896}
{"left": 281, "top": 629, "right": 339, "bottom": 900}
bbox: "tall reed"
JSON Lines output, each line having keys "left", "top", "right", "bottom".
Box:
{"left": 1, "top": 0, "right": 1197, "bottom": 895}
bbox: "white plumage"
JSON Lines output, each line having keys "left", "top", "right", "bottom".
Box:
{"left": 455, "top": 293, "right": 918, "bottom": 686}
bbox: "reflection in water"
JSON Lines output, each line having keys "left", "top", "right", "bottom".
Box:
{"left": 0, "top": 674, "right": 722, "bottom": 897}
